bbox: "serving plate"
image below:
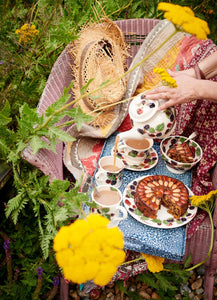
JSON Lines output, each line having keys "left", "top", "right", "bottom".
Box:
{"left": 123, "top": 176, "right": 197, "bottom": 229}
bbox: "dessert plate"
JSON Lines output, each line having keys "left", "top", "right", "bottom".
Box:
{"left": 111, "top": 145, "right": 158, "bottom": 171}
{"left": 123, "top": 176, "right": 197, "bottom": 229}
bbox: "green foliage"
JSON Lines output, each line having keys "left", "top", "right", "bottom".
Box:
{"left": 116, "top": 280, "right": 143, "bottom": 300}
{"left": 0, "top": 196, "right": 59, "bottom": 299}
{"left": 0, "top": 0, "right": 216, "bottom": 298}
{"left": 137, "top": 264, "right": 191, "bottom": 298}
{"left": 0, "top": 76, "right": 93, "bottom": 297}
{"left": 115, "top": 262, "right": 192, "bottom": 299}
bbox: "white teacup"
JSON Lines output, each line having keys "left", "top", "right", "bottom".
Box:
{"left": 118, "top": 137, "right": 153, "bottom": 164}
{"left": 91, "top": 185, "right": 127, "bottom": 225}
{"left": 95, "top": 156, "right": 124, "bottom": 188}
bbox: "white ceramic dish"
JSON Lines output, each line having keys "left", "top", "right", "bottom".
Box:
{"left": 123, "top": 176, "right": 197, "bottom": 229}
{"left": 160, "top": 135, "right": 203, "bottom": 174}
{"left": 111, "top": 143, "right": 158, "bottom": 171}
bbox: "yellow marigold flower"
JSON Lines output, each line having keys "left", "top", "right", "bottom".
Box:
{"left": 154, "top": 68, "right": 177, "bottom": 88}
{"left": 141, "top": 253, "right": 164, "bottom": 273}
{"left": 190, "top": 190, "right": 217, "bottom": 208}
{"left": 53, "top": 220, "right": 90, "bottom": 252}
{"left": 53, "top": 213, "right": 125, "bottom": 286}
{"left": 157, "top": 2, "right": 210, "bottom": 40}
{"left": 94, "top": 263, "right": 117, "bottom": 286}
{"left": 104, "top": 227, "right": 125, "bottom": 249}
{"left": 15, "top": 23, "right": 39, "bottom": 44}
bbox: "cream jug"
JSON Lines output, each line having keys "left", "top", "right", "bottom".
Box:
{"left": 118, "top": 93, "right": 176, "bottom": 140}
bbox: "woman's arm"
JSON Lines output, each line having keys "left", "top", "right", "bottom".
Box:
{"left": 197, "top": 50, "right": 217, "bottom": 79}
{"left": 167, "top": 51, "right": 217, "bottom": 79}
{"left": 146, "top": 51, "right": 217, "bottom": 109}
{"left": 149, "top": 77, "right": 217, "bottom": 110}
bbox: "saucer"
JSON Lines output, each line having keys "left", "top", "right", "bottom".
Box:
{"left": 111, "top": 144, "right": 158, "bottom": 171}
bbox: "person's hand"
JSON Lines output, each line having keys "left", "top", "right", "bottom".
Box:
{"left": 146, "top": 71, "right": 200, "bottom": 110}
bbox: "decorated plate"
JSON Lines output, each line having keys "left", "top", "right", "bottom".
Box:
{"left": 123, "top": 176, "right": 197, "bottom": 229}
{"left": 111, "top": 144, "right": 158, "bottom": 171}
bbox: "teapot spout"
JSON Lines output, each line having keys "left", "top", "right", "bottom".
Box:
{"left": 117, "top": 128, "right": 146, "bottom": 141}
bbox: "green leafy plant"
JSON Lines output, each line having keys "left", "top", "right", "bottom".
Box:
{"left": 0, "top": 0, "right": 216, "bottom": 298}
{"left": 115, "top": 261, "right": 191, "bottom": 299}
{"left": 0, "top": 80, "right": 94, "bottom": 298}
{"left": 0, "top": 80, "right": 94, "bottom": 256}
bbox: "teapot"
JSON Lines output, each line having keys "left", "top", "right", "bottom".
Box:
{"left": 118, "top": 92, "right": 176, "bottom": 140}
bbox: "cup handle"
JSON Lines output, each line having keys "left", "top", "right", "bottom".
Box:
{"left": 108, "top": 206, "right": 127, "bottom": 227}
{"left": 118, "top": 144, "right": 126, "bottom": 151}
{"left": 117, "top": 144, "right": 128, "bottom": 157}
{"left": 95, "top": 170, "right": 105, "bottom": 185}
{"left": 113, "top": 206, "right": 128, "bottom": 221}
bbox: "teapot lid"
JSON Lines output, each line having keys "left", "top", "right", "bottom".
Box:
{"left": 129, "top": 93, "right": 158, "bottom": 121}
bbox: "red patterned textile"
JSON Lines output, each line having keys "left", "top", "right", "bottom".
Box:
{"left": 170, "top": 37, "right": 217, "bottom": 238}
{"left": 172, "top": 36, "right": 217, "bottom": 196}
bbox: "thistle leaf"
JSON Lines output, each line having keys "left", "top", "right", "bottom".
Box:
{"left": 5, "top": 190, "right": 27, "bottom": 224}
{"left": 137, "top": 272, "right": 157, "bottom": 289}
{"left": 66, "top": 106, "right": 93, "bottom": 131}
{"left": 16, "top": 140, "right": 28, "bottom": 154}
{"left": 54, "top": 207, "right": 68, "bottom": 223}
{"left": 99, "top": 79, "right": 110, "bottom": 87}
{"left": 45, "top": 81, "right": 74, "bottom": 116}
{"left": 17, "top": 118, "right": 34, "bottom": 139}
{"left": 40, "top": 233, "right": 53, "bottom": 259}
{"left": 154, "top": 272, "right": 177, "bottom": 292}
{"left": 49, "top": 136, "right": 59, "bottom": 153}
{"left": 29, "top": 135, "right": 50, "bottom": 154}
{"left": 11, "top": 198, "right": 28, "bottom": 224}
{"left": 0, "top": 100, "right": 12, "bottom": 126}
{"left": 0, "top": 138, "right": 10, "bottom": 157}
{"left": 20, "top": 103, "right": 39, "bottom": 124}
{"left": 183, "top": 253, "right": 193, "bottom": 268}
{"left": 50, "top": 179, "right": 70, "bottom": 193}
{"left": 80, "top": 78, "right": 94, "bottom": 94}
{"left": 48, "top": 126, "right": 76, "bottom": 142}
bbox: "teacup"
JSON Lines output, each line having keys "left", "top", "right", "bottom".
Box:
{"left": 95, "top": 156, "right": 124, "bottom": 188}
{"left": 118, "top": 137, "right": 153, "bottom": 164}
{"left": 91, "top": 185, "right": 127, "bottom": 225}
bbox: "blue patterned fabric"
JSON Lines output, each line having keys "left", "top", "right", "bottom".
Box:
{"left": 94, "top": 132, "right": 192, "bottom": 261}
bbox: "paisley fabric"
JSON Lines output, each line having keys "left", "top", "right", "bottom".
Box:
{"left": 173, "top": 36, "right": 217, "bottom": 196}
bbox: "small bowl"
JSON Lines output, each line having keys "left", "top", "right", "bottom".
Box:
{"left": 160, "top": 135, "right": 203, "bottom": 174}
